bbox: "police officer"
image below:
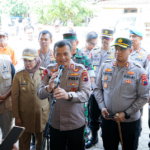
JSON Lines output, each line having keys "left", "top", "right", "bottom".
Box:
{"left": 38, "top": 30, "right": 56, "bottom": 68}
{"left": 85, "top": 29, "right": 115, "bottom": 148}
{"left": 80, "top": 31, "right": 98, "bottom": 58}
{"left": 11, "top": 47, "right": 50, "bottom": 150}
{"left": 129, "top": 28, "right": 149, "bottom": 69}
{"left": 37, "top": 40, "right": 91, "bottom": 150}
{"left": 93, "top": 37, "right": 149, "bottom": 150}
{"left": 0, "top": 58, "right": 15, "bottom": 139}
{"left": 63, "top": 32, "right": 95, "bottom": 84}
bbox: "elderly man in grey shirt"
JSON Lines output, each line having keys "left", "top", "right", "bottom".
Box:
{"left": 93, "top": 37, "right": 149, "bottom": 150}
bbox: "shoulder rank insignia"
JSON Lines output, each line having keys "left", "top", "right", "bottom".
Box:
{"left": 113, "top": 61, "right": 116, "bottom": 66}
{"left": 125, "top": 79, "right": 131, "bottom": 84}
{"left": 82, "top": 70, "right": 88, "bottom": 76}
{"left": 127, "top": 71, "right": 134, "bottom": 75}
{"left": 105, "top": 68, "right": 112, "bottom": 72}
{"left": 125, "top": 62, "right": 130, "bottom": 68}
{"left": 70, "top": 73, "right": 80, "bottom": 76}
{"left": 141, "top": 74, "right": 148, "bottom": 86}
{"left": 137, "top": 47, "right": 141, "bottom": 53}
{"left": 41, "top": 69, "right": 48, "bottom": 80}
{"left": 137, "top": 56, "right": 143, "bottom": 59}
{"left": 73, "top": 68, "right": 79, "bottom": 72}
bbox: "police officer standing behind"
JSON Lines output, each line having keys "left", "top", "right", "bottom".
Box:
{"left": 93, "top": 37, "right": 149, "bottom": 150}
{"left": 129, "top": 28, "right": 149, "bottom": 69}
{"left": 38, "top": 30, "right": 56, "bottom": 68}
{"left": 85, "top": 29, "right": 115, "bottom": 148}
{"left": 0, "top": 58, "right": 15, "bottom": 139}
{"left": 37, "top": 40, "right": 91, "bottom": 150}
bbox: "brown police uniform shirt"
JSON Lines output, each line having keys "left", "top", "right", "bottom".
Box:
{"left": 37, "top": 59, "right": 91, "bottom": 131}
{"left": 38, "top": 49, "right": 56, "bottom": 68}
{"left": 0, "top": 59, "right": 12, "bottom": 114}
{"left": 11, "top": 67, "right": 50, "bottom": 133}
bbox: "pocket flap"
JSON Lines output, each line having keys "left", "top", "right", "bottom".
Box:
{"left": 2, "top": 73, "right": 11, "bottom": 79}
{"left": 42, "top": 104, "right": 50, "bottom": 112}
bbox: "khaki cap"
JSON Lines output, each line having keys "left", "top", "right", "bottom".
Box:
{"left": 22, "top": 47, "right": 38, "bottom": 60}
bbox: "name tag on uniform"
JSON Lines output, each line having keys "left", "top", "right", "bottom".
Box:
{"left": 93, "top": 61, "right": 99, "bottom": 65}
{"left": 68, "top": 77, "right": 79, "bottom": 80}
{"left": 21, "top": 83, "right": 27, "bottom": 85}
{"left": 135, "top": 58, "right": 143, "bottom": 61}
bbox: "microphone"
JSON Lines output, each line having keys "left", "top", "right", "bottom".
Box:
{"left": 53, "top": 65, "right": 64, "bottom": 84}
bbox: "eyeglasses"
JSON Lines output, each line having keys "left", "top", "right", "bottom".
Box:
{"left": 89, "top": 41, "right": 97, "bottom": 46}
{"left": 23, "top": 59, "right": 35, "bottom": 63}
{"left": 101, "top": 37, "right": 110, "bottom": 40}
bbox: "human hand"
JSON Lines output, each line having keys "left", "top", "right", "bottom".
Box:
{"left": 101, "top": 108, "right": 111, "bottom": 120}
{"left": 46, "top": 72, "right": 58, "bottom": 93}
{"left": 54, "top": 87, "right": 69, "bottom": 100}
{"left": 113, "top": 112, "right": 125, "bottom": 123}
{"left": 15, "top": 117, "right": 22, "bottom": 126}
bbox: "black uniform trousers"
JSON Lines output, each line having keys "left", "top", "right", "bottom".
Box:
{"left": 101, "top": 117, "right": 141, "bottom": 150}
{"left": 88, "top": 94, "right": 101, "bottom": 131}
{"left": 50, "top": 125, "right": 85, "bottom": 150}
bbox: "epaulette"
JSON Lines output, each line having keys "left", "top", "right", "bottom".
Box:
{"left": 16, "top": 68, "right": 25, "bottom": 74}
{"left": 133, "top": 62, "right": 141, "bottom": 68}
{"left": 75, "top": 63, "right": 85, "bottom": 70}
{"left": 104, "top": 60, "right": 111, "bottom": 63}
{"left": 93, "top": 46, "right": 100, "bottom": 51}
{"left": 47, "top": 63, "right": 57, "bottom": 68}
{"left": 39, "top": 66, "right": 45, "bottom": 70}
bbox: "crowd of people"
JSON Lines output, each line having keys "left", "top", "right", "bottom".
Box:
{"left": 0, "top": 20, "right": 150, "bottom": 150}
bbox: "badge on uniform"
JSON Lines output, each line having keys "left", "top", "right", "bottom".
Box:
{"left": 148, "top": 54, "right": 150, "bottom": 61}
{"left": 94, "top": 66, "right": 96, "bottom": 70}
{"left": 137, "top": 56, "right": 143, "bottom": 59}
{"left": 51, "top": 69, "right": 57, "bottom": 72}
{"left": 105, "top": 68, "right": 112, "bottom": 72}
{"left": 50, "top": 58, "right": 55, "bottom": 61}
{"left": 89, "top": 53, "right": 92, "bottom": 58}
{"left": 113, "top": 61, "right": 116, "bottom": 66}
{"left": 41, "top": 69, "right": 48, "bottom": 80}
{"left": 50, "top": 50, "right": 53, "bottom": 55}
{"left": 104, "top": 82, "right": 108, "bottom": 88}
{"left": 141, "top": 74, "right": 148, "bottom": 86}
{"left": 22, "top": 87, "right": 26, "bottom": 91}
{"left": 125, "top": 79, "right": 131, "bottom": 84}
{"left": 127, "top": 71, "right": 134, "bottom": 75}
{"left": 73, "top": 68, "right": 79, "bottom": 72}
{"left": 3, "top": 65, "right": 7, "bottom": 70}
{"left": 55, "top": 64, "right": 58, "bottom": 70}
{"left": 139, "top": 53, "right": 144, "bottom": 55}
{"left": 105, "top": 76, "right": 108, "bottom": 80}
{"left": 83, "top": 76, "right": 88, "bottom": 82}
{"left": 125, "top": 62, "right": 130, "bottom": 68}
{"left": 70, "top": 64, "right": 74, "bottom": 69}
{"left": 70, "top": 73, "right": 80, "bottom": 76}
{"left": 137, "top": 47, "right": 141, "bottom": 53}
{"left": 82, "top": 70, "right": 88, "bottom": 76}
{"left": 69, "top": 83, "right": 78, "bottom": 86}
{"left": 71, "top": 88, "right": 77, "bottom": 92}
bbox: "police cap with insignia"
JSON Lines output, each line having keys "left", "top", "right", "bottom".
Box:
{"left": 22, "top": 47, "right": 38, "bottom": 60}
{"left": 130, "top": 28, "right": 143, "bottom": 37}
{"left": 112, "top": 38, "right": 132, "bottom": 49}
{"left": 101, "top": 29, "right": 113, "bottom": 38}
{"left": 63, "top": 32, "right": 77, "bottom": 42}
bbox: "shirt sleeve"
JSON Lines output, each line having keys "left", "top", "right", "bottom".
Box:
{"left": 10, "top": 63, "right": 16, "bottom": 80}
{"left": 126, "top": 69, "right": 149, "bottom": 115}
{"left": 93, "top": 63, "right": 105, "bottom": 109}
{"left": 10, "top": 48, "right": 18, "bottom": 66}
{"left": 37, "top": 69, "right": 53, "bottom": 100}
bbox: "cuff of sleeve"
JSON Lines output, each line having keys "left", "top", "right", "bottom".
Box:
{"left": 44, "top": 85, "right": 53, "bottom": 96}
{"left": 68, "top": 92, "right": 80, "bottom": 103}
{"left": 88, "top": 70, "right": 95, "bottom": 78}
{"left": 99, "top": 102, "right": 105, "bottom": 110}
{"left": 125, "top": 107, "right": 135, "bottom": 115}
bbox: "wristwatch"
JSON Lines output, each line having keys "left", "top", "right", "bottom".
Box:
{"left": 67, "top": 93, "right": 73, "bottom": 101}
{"left": 124, "top": 111, "right": 130, "bottom": 119}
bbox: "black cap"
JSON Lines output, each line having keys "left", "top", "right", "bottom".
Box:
{"left": 101, "top": 29, "right": 113, "bottom": 38}
{"left": 112, "top": 38, "right": 132, "bottom": 49}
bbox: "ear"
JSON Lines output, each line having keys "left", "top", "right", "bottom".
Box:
{"left": 140, "top": 36, "right": 143, "bottom": 41}
{"left": 111, "top": 38, "right": 114, "bottom": 42}
{"left": 76, "top": 40, "right": 79, "bottom": 46}
{"left": 50, "top": 39, "right": 53, "bottom": 44}
{"left": 129, "top": 48, "right": 132, "bottom": 54}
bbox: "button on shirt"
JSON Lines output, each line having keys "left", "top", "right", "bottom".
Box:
{"left": 93, "top": 59, "right": 149, "bottom": 122}
{"left": 129, "top": 47, "right": 149, "bottom": 70}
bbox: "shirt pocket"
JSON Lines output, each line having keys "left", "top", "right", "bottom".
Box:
{"left": 101, "top": 75, "right": 112, "bottom": 91}
{"left": 120, "top": 78, "right": 136, "bottom": 94}
{"left": 67, "top": 81, "right": 79, "bottom": 92}
{"left": 2, "top": 73, "right": 11, "bottom": 87}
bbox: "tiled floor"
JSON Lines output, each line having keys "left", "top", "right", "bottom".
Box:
{"left": 0, "top": 104, "right": 149, "bottom": 150}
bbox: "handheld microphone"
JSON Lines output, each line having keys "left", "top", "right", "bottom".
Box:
{"left": 53, "top": 65, "right": 64, "bottom": 84}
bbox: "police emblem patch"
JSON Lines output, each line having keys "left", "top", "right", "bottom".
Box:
{"left": 105, "top": 68, "right": 112, "bottom": 72}
{"left": 41, "top": 69, "right": 48, "bottom": 80}
{"left": 125, "top": 79, "right": 131, "bottom": 84}
{"left": 73, "top": 68, "right": 79, "bottom": 72}
{"left": 127, "top": 71, "right": 134, "bottom": 75}
{"left": 113, "top": 61, "right": 116, "bottom": 66}
{"left": 141, "top": 74, "right": 148, "bottom": 86}
{"left": 69, "top": 83, "right": 78, "bottom": 86}
{"left": 125, "top": 62, "right": 130, "bottom": 68}
{"left": 104, "top": 82, "right": 108, "bottom": 88}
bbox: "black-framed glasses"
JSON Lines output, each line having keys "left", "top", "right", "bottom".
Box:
{"left": 89, "top": 41, "right": 97, "bottom": 46}
{"left": 101, "top": 36, "right": 110, "bottom": 40}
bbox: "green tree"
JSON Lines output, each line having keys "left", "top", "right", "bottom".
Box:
{"left": 34, "top": 0, "right": 95, "bottom": 25}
